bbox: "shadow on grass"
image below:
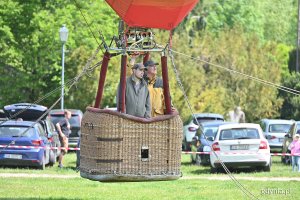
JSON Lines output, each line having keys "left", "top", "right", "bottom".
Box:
{"left": 190, "top": 168, "right": 211, "bottom": 175}
{"left": 189, "top": 165, "right": 269, "bottom": 175}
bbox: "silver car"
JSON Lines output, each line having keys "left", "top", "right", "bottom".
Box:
{"left": 260, "top": 119, "right": 293, "bottom": 152}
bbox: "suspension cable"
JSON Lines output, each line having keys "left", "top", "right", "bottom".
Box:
{"left": 72, "top": 0, "right": 100, "bottom": 46}
{"left": 168, "top": 49, "right": 260, "bottom": 200}
{"left": 170, "top": 49, "right": 300, "bottom": 96}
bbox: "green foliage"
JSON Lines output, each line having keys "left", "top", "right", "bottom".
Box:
{"left": 279, "top": 73, "right": 300, "bottom": 120}
{"left": 275, "top": 44, "right": 293, "bottom": 79}
{"left": 169, "top": 27, "right": 283, "bottom": 122}
{"left": 0, "top": 0, "right": 295, "bottom": 122}
{"left": 0, "top": 0, "right": 118, "bottom": 111}
{"left": 181, "top": 0, "right": 297, "bottom": 45}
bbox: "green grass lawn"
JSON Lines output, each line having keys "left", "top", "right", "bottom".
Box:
{"left": 0, "top": 153, "right": 299, "bottom": 200}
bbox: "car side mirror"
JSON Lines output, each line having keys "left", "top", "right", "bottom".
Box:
{"left": 207, "top": 136, "right": 214, "bottom": 141}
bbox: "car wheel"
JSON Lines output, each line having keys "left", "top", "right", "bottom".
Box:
{"left": 210, "top": 166, "right": 219, "bottom": 173}
{"left": 195, "top": 154, "right": 202, "bottom": 166}
{"left": 263, "top": 159, "right": 272, "bottom": 172}
{"left": 49, "top": 150, "right": 56, "bottom": 166}
{"left": 38, "top": 155, "right": 46, "bottom": 170}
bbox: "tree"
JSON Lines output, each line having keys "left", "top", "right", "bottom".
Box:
{"left": 169, "top": 27, "right": 283, "bottom": 122}
{"left": 279, "top": 73, "right": 300, "bottom": 120}
{"left": 181, "top": 0, "right": 297, "bottom": 45}
{"left": 0, "top": 0, "right": 118, "bottom": 111}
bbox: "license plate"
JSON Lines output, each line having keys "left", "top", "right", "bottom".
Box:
{"left": 4, "top": 154, "right": 22, "bottom": 159}
{"left": 230, "top": 145, "right": 249, "bottom": 150}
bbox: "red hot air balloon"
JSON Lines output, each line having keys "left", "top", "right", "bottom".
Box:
{"left": 105, "top": 0, "right": 199, "bottom": 30}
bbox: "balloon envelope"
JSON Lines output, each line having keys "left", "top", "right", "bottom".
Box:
{"left": 105, "top": 0, "right": 199, "bottom": 30}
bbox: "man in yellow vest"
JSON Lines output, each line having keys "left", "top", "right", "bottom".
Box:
{"left": 144, "top": 60, "right": 165, "bottom": 117}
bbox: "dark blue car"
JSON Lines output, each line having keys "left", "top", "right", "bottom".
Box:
{"left": 0, "top": 120, "right": 51, "bottom": 169}
{"left": 3, "top": 103, "right": 60, "bottom": 165}
{"left": 191, "top": 121, "right": 236, "bottom": 165}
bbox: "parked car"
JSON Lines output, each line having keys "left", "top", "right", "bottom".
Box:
{"left": 0, "top": 109, "right": 7, "bottom": 120}
{"left": 0, "top": 120, "right": 52, "bottom": 169}
{"left": 3, "top": 103, "right": 60, "bottom": 165}
{"left": 40, "top": 118, "right": 61, "bottom": 161}
{"left": 210, "top": 123, "right": 271, "bottom": 173}
{"left": 49, "top": 109, "right": 83, "bottom": 147}
{"left": 260, "top": 119, "right": 293, "bottom": 152}
{"left": 183, "top": 113, "right": 224, "bottom": 151}
{"left": 282, "top": 121, "right": 300, "bottom": 164}
{"left": 191, "top": 121, "right": 236, "bottom": 165}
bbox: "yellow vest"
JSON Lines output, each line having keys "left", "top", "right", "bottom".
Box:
{"left": 148, "top": 78, "right": 165, "bottom": 117}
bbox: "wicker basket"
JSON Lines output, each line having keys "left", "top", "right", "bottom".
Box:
{"left": 79, "top": 107, "right": 183, "bottom": 182}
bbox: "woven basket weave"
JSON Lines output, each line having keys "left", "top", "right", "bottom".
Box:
{"left": 80, "top": 107, "right": 183, "bottom": 182}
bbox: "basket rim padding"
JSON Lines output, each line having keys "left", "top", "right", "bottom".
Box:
{"left": 86, "top": 107, "right": 179, "bottom": 123}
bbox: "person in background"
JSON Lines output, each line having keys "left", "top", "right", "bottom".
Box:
{"left": 228, "top": 106, "right": 246, "bottom": 123}
{"left": 56, "top": 110, "right": 71, "bottom": 168}
{"left": 289, "top": 134, "right": 300, "bottom": 172}
{"left": 117, "top": 63, "right": 151, "bottom": 118}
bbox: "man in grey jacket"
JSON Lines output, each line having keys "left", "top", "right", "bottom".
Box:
{"left": 117, "top": 63, "right": 151, "bottom": 118}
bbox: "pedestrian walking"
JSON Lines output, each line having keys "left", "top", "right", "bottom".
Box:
{"left": 56, "top": 110, "right": 71, "bottom": 168}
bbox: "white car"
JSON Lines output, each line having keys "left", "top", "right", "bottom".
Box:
{"left": 210, "top": 123, "right": 271, "bottom": 172}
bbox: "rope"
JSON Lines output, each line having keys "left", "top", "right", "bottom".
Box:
{"left": 170, "top": 49, "right": 300, "bottom": 96}
{"left": 72, "top": 0, "right": 100, "bottom": 46}
{"left": 168, "top": 49, "right": 260, "bottom": 200}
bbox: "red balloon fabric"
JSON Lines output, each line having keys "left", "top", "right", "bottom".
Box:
{"left": 105, "top": 0, "right": 199, "bottom": 30}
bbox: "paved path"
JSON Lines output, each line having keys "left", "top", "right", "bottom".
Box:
{"left": 1, "top": 173, "right": 300, "bottom": 181}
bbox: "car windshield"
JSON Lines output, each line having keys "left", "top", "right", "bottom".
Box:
{"left": 193, "top": 117, "right": 224, "bottom": 124}
{"left": 268, "top": 124, "right": 291, "bottom": 133}
{"left": 203, "top": 127, "right": 219, "bottom": 137}
{"left": 0, "top": 126, "right": 35, "bottom": 138}
{"left": 50, "top": 114, "right": 80, "bottom": 127}
{"left": 220, "top": 128, "right": 260, "bottom": 140}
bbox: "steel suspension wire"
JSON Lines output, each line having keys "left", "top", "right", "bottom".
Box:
{"left": 72, "top": 0, "right": 101, "bottom": 47}
{"left": 171, "top": 49, "right": 300, "bottom": 96}
{"left": 168, "top": 49, "right": 260, "bottom": 200}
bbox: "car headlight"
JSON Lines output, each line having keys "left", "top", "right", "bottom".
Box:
{"left": 203, "top": 146, "right": 211, "bottom": 152}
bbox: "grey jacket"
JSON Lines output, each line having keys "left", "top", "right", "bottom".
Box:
{"left": 117, "top": 75, "right": 151, "bottom": 118}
